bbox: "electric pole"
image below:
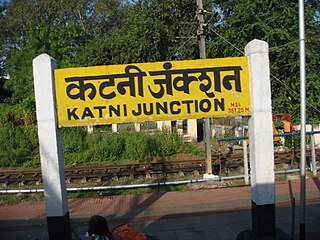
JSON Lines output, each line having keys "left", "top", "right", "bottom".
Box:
{"left": 298, "top": 0, "right": 306, "bottom": 239}
{"left": 196, "top": 0, "right": 212, "bottom": 176}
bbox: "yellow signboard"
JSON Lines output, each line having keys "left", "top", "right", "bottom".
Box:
{"left": 54, "top": 57, "right": 250, "bottom": 127}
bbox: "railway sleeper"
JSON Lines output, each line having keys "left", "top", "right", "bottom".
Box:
{"left": 193, "top": 170, "right": 200, "bottom": 176}
{"left": 145, "top": 171, "right": 152, "bottom": 179}
{"left": 119, "top": 169, "right": 138, "bottom": 174}
{"left": 160, "top": 173, "right": 167, "bottom": 178}
{"left": 0, "top": 178, "right": 19, "bottom": 183}
{"left": 19, "top": 181, "right": 26, "bottom": 186}
{"left": 2, "top": 153, "right": 317, "bottom": 186}
{"left": 81, "top": 177, "right": 87, "bottom": 183}
{"left": 0, "top": 174, "right": 10, "bottom": 180}
{"left": 178, "top": 171, "right": 184, "bottom": 177}
{"left": 95, "top": 176, "right": 102, "bottom": 183}
{"left": 95, "top": 169, "right": 108, "bottom": 173}
{"left": 2, "top": 181, "right": 9, "bottom": 188}
{"left": 36, "top": 179, "right": 42, "bottom": 185}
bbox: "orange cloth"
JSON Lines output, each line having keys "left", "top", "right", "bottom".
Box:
{"left": 283, "top": 120, "right": 291, "bottom": 132}
{"left": 246, "top": 122, "right": 280, "bottom": 145}
{"left": 273, "top": 122, "right": 280, "bottom": 142}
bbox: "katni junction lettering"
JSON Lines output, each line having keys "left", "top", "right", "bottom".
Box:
{"left": 54, "top": 57, "right": 250, "bottom": 127}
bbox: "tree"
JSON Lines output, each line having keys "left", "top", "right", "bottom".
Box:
{"left": 0, "top": 0, "right": 129, "bottom": 166}
{"left": 1, "top": 0, "right": 319, "bottom": 167}
{"left": 75, "top": 0, "right": 215, "bottom": 66}
{"left": 2, "top": 0, "right": 127, "bottom": 105}
{"left": 207, "top": 0, "right": 320, "bottom": 124}
{"left": 0, "top": 1, "right": 12, "bottom": 102}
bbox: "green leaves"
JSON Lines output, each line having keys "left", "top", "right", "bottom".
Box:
{"left": 75, "top": 0, "right": 198, "bottom": 69}
{"left": 0, "top": 104, "right": 38, "bottom": 167}
{"left": 208, "top": 0, "right": 320, "bottom": 123}
{"left": 0, "top": 0, "right": 319, "bottom": 167}
{"left": 2, "top": 0, "right": 127, "bottom": 105}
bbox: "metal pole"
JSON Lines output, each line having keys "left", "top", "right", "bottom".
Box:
{"left": 197, "top": 0, "right": 212, "bottom": 175}
{"left": 298, "top": 0, "right": 306, "bottom": 239}
{"left": 289, "top": 180, "right": 296, "bottom": 240}
{"left": 310, "top": 133, "right": 317, "bottom": 177}
{"left": 242, "top": 140, "right": 249, "bottom": 184}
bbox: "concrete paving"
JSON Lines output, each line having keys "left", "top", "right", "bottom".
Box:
{"left": 0, "top": 178, "right": 319, "bottom": 240}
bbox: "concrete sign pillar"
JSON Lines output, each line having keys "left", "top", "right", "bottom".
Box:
{"left": 245, "top": 40, "right": 275, "bottom": 237}
{"left": 33, "top": 54, "right": 71, "bottom": 240}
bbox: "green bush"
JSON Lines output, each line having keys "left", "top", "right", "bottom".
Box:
{"left": 0, "top": 103, "right": 203, "bottom": 168}
{"left": 62, "top": 127, "right": 87, "bottom": 153}
{"left": 63, "top": 130, "right": 201, "bottom": 165}
{"left": 0, "top": 104, "right": 38, "bottom": 167}
{"left": 123, "top": 132, "right": 155, "bottom": 161}
{"left": 22, "top": 156, "right": 40, "bottom": 168}
{"left": 154, "top": 130, "right": 185, "bottom": 156}
{"left": 104, "top": 133, "right": 126, "bottom": 161}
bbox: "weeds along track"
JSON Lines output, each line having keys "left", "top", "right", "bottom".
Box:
{"left": 0, "top": 149, "right": 319, "bottom": 188}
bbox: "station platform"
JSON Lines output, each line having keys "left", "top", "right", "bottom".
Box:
{"left": 0, "top": 177, "right": 319, "bottom": 240}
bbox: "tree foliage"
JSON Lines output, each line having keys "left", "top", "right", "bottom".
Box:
{"left": 0, "top": 1, "right": 11, "bottom": 102}
{"left": 0, "top": 0, "right": 319, "bottom": 167}
{"left": 2, "top": 0, "right": 127, "bottom": 104}
{"left": 75, "top": 0, "right": 209, "bottom": 66}
{"left": 207, "top": 0, "right": 320, "bottom": 123}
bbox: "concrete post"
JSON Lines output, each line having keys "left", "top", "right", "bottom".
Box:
{"left": 157, "top": 121, "right": 163, "bottom": 131}
{"left": 245, "top": 40, "right": 275, "bottom": 237}
{"left": 134, "top": 122, "right": 141, "bottom": 132}
{"left": 33, "top": 54, "right": 71, "bottom": 240}
{"left": 112, "top": 124, "right": 118, "bottom": 132}
{"left": 187, "top": 119, "right": 198, "bottom": 141}
{"left": 163, "top": 120, "right": 172, "bottom": 131}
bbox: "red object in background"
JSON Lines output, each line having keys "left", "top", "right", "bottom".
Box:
{"left": 272, "top": 113, "right": 291, "bottom": 132}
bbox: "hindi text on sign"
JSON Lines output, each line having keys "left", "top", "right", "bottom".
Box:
{"left": 54, "top": 57, "right": 250, "bottom": 127}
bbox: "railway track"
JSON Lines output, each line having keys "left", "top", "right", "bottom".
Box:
{"left": 1, "top": 149, "right": 319, "bottom": 187}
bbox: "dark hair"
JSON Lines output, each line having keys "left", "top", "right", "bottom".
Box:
{"left": 88, "top": 215, "right": 112, "bottom": 239}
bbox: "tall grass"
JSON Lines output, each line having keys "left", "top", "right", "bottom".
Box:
{"left": 0, "top": 103, "right": 202, "bottom": 168}
{"left": 0, "top": 104, "right": 38, "bottom": 167}
{"left": 62, "top": 129, "right": 201, "bottom": 166}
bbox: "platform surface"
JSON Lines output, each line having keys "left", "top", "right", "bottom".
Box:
{"left": 0, "top": 177, "right": 319, "bottom": 240}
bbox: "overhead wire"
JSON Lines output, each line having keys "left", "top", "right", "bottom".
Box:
{"left": 208, "top": 26, "right": 244, "bottom": 54}
{"left": 248, "top": 9, "right": 320, "bottom": 114}
{"left": 269, "top": 73, "right": 320, "bottom": 114}
{"left": 269, "top": 39, "right": 301, "bottom": 50}
{"left": 174, "top": 9, "right": 216, "bottom": 58}
{"left": 207, "top": 25, "right": 320, "bottom": 115}
{"left": 172, "top": 10, "right": 320, "bottom": 115}
{"left": 175, "top": 32, "right": 197, "bottom": 55}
